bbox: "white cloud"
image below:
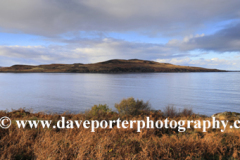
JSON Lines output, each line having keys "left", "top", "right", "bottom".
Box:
{"left": 0, "top": 38, "right": 185, "bottom": 66}
{"left": 1, "top": 37, "right": 240, "bottom": 70}
{"left": 156, "top": 57, "right": 240, "bottom": 70}
{"left": 183, "top": 34, "right": 205, "bottom": 43}
{"left": 156, "top": 57, "right": 191, "bottom": 65}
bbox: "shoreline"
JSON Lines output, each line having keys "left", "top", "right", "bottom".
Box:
{"left": 0, "top": 59, "right": 226, "bottom": 73}
{"left": 0, "top": 70, "right": 230, "bottom": 73}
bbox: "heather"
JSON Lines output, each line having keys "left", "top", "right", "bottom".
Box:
{"left": 0, "top": 98, "right": 239, "bottom": 160}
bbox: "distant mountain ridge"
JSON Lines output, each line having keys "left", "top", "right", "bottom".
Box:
{"left": 0, "top": 59, "right": 226, "bottom": 73}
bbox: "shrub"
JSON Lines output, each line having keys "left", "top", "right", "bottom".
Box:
{"left": 114, "top": 97, "right": 151, "bottom": 116}
{"left": 180, "top": 108, "right": 193, "bottom": 117}
{"left": 163, "top": 105, "right": 178, "bottom": 118}
{"left": 163, "top": 106, "right": 193, "bottom": 117}
{"left": 86, "top": 104, "right": 112, "bottom": 118}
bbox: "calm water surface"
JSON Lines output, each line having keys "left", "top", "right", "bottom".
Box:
{"left": 0, "top": 72, "right": 239, "bottom": 116}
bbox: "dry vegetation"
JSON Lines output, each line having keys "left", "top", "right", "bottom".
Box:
{"left": 0, "top": 98, "right": 239, "bottom": 160}
{"left": 0, "top": 59, "right": 224, "bottom": 73}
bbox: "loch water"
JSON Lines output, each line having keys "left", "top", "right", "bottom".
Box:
{"left": 0, "top": 72, "right": 239, "bottom": 116}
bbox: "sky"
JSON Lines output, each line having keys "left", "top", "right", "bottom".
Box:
{"left": 0, "top": 0, "right": 240, "bottom": 70}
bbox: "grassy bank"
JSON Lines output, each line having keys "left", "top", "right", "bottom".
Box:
{"left": 0, "top": 98, "right": 240, "bottom": 159}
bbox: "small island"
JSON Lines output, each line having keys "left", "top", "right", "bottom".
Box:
{"left": 0, "top": 59, "right": 225, "bottom": 73}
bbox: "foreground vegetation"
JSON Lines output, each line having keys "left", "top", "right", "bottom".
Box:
{"left": 0, "top": 98, "right": 240, "bottom": 159}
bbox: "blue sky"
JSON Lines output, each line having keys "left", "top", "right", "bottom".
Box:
{"left": 0, "top": 0, "right": 240, "bottom": 70}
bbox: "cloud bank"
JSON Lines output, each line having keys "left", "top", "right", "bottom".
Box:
{"left": 0, "top": 0, "right": 240, "bottom": 70}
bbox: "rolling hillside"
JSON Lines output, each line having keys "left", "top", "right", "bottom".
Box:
{"left": 0, "top": 59, "right": 225, "bottom": 73}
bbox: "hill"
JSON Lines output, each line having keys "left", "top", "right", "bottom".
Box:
{"left": 0, "top": 59, "right": 225, "bottom": 73}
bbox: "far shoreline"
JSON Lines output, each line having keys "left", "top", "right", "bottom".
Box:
{"left": 0, "top": 59, "right": 227, "bottom": 73}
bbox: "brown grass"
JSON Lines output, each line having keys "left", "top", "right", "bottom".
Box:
{"left": 1, "top": 107, "right": 240, "bottom": 160}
